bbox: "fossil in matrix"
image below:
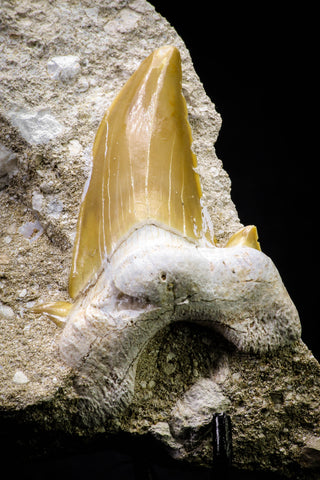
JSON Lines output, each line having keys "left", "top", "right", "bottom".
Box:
{"left": 33, "top": 46, "right": 301, "bottom": 416}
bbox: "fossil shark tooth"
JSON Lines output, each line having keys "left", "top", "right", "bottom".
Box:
{"left": 32, "top": 46, "right": 301, "bottom": 419}
{"left": 225, "top": 225, "right": 261, "bottom": 250}
{"left": 69, "top": 45, "right": 213, "bottom": 299}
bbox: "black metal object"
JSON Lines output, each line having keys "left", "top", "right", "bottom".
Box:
{"left": 212, "top": 413, "right": 233, "bottom": 478}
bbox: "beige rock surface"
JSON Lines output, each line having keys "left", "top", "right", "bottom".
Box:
{"left": 0, "top": 1, "right": 319, "bottom": 478}
{"left": 0, "top": 0, "right": 238, "bottom": 411}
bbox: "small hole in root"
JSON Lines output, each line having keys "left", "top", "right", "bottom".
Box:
{"left": 160, "top": 273, "right": 167, "bottom": 282}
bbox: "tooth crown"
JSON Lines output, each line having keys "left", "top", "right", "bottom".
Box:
{"left": 69, "top": 45, "right": 211, "bottom": 299}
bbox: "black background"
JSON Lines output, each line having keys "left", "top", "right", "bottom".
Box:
{"left": 149, "top": 1, "right": 319, "bottom": 361}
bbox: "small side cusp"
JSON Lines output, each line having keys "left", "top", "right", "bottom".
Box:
{"left": 30, "top": 301, "right": 73, "bottom": 328}
{"left": 225, "top": 225, "right": 261, "bottom": 251}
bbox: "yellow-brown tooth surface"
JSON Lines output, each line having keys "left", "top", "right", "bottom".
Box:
{"left": 69, "top": 45, "right": 213, "bottom": 299}
{"left": 30, "top": 301, "right": 73, "bottom": 327}
{"left": 225, "top": 225, "right": 261, "bottom": 251}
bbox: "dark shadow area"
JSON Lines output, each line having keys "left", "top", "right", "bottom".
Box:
{"left": 1, "top": 430, "right": 285, "bottom": 480}
{"left": 149, "top": 1, "right": 319, "bottom": 361}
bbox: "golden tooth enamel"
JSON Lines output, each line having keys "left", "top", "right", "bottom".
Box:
{"left": 31, "top": 301, "right": 73, "bottom": 327}
{"left": 225, "top": 225, "right": 261, "bottom": 251}
{"left": 69, "top": 45, "right": 213, "bottom": 299}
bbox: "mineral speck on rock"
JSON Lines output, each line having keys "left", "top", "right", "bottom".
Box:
{"left": 68, "top": 139, "right": 83, "bottom": 156}
{"left": 18, "top": 221, "right": 44, "bottom": 242}
{"left": 8, "top": 108, "right": 64, "bottom": 145}
{"left": 47, "top": 55, "right": 81, "bottom": 82}
{"left": 12, "top": 370, "right": 30, "bottom": 385}
{"left": 31, "top": 191, "right": 44, "bottom": 212}
{"left": 0, "top": 303, "right": 14, "bottom": 319}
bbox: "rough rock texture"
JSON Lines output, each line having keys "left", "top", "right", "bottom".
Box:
{"left": 0, "top": 1, "right": 319, "bottom": 478}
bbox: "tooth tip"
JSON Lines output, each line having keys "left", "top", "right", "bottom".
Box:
{"left": 153, "top": 45, "right": 180, "bottom": 65}
{"left": 154, "top": 45, "right": 179, "bottom": 57}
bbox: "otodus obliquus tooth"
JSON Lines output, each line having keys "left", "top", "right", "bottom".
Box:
{"left": 69, "top": 45, "right": 212, "bottom": 299}
{"left": 32, "top": 46, "right": 301, "bottom": 418}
